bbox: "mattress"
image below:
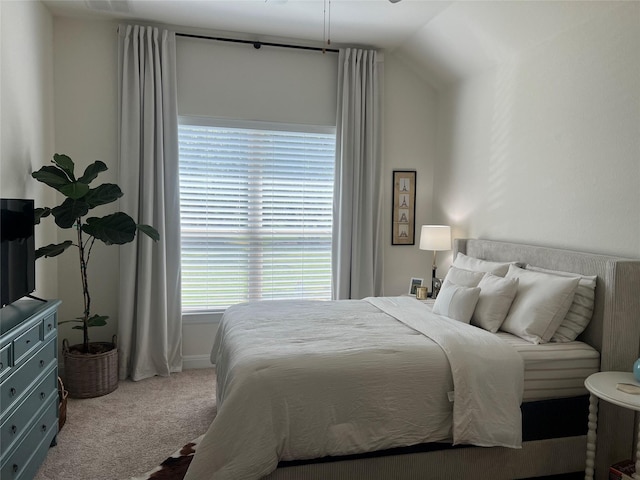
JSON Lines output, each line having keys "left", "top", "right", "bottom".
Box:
{"left": 495, "top": 331, "right": 599, "bottom": 401}
{"left": 420, "top": 300, "right": 600, "bottom": 402}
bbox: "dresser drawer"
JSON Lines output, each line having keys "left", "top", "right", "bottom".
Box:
{"left": 42, "top": 313, "right": 57, "bottom": 341}
{"left": 13, "top": 322, "right": 42, "bottom": 365}
{"left": 0, "top": 343, "right": 11, "bottom": 380}
{"left": 0, "top": 370, "right": 57, "bottom": 459}
{"left": 0, "top": 339, "right": 56, "bottom": 417}
{"left": 0, "top": 399, "right": 57, "bottom": 480}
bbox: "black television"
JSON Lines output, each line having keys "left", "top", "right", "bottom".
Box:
{"left": 1, "top": 198, "right": 36, "bottom": 307}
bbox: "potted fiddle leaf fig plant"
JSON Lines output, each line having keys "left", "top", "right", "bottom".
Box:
{"left": 32, "top": 153, "right": 159, "bottom": 398}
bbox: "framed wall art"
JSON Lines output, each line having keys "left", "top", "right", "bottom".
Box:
{"left": 392, "top": 170, "right": 416, "bottom": 245}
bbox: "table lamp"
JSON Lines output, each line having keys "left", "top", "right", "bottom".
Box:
{"left": 419, "top": 225, "right": 451, "bottom": 296}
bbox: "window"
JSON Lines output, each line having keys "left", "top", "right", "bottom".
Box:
{"left": 178, "top": 118, "right": 336, "bottom": 312}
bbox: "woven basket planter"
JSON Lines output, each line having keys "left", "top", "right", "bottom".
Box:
{"left": 62, "top": 336, "right": 118, "bottom": 399}
{"left": 58, "top": 377, "right": 68, "bottom": 430}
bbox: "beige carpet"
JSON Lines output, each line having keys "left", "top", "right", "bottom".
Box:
{"left": 34, "top": 368, "right": 217, "bottom": 480}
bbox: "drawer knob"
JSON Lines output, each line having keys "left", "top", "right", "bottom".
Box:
{"left": 9, "top": 387, "right": 16, "bottom": 396}
{"left": 11, "top": 425, "right": 17, "bottom": 434}
{"left": 40, "top": 391, "right": 46, "bottom": 400}
{"left": 13, "top": 464, "right": 19, "bottom": 473}
{"left": 26, "top": 339, "right": 31, "bottom": 345}
{"left": 0, "top": 362, "right": 3, "bottom": 369}
{"left": 48, "top": 323, "right": 53, "bottom": 330}
{"left": 40, "top": 360, "right": 45, "bottom": 368}
{"left": 41, "top": 424, "right": 47, "bottom": 432}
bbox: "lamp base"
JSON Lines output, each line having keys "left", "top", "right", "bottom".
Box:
{"left": 431, "top": 277, "right": 442, "bottom": 299}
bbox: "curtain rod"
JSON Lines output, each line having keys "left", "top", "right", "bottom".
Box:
{"left": 176, "top": 32, "right": 339, "bottom": 53}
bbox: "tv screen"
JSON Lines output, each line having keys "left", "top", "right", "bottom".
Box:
{"left": 1, "top": 198, "right": 36, "bottom": 307}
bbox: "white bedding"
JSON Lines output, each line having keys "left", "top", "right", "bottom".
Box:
{"left": 184, "top": 296, "right": 524, "bottom": 480}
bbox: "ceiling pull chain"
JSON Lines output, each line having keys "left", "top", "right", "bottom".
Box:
{"left": 322, "top": 0, "right": 326, "bottom": 53}
{"left": 327, "top": 0, "right": 331, "bottom": 46}
{"left": 322, "top": 0, "right": 332, "bottom": 54}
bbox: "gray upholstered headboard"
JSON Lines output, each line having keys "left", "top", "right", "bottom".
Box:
{"left": 455, "top": 238, "right": 640, "bottom": 475}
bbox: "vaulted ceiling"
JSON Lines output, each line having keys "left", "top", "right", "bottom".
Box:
{"left": 42, "top": 0, "right": 622, "bottom": 89}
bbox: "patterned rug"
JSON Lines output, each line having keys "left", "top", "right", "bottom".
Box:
{"left": 130, "top": 435, "right": 204, "bottom": 480}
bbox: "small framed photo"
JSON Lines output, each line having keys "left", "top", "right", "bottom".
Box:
{"left": 409, "top": 277, "right": 424, "bottom": 295}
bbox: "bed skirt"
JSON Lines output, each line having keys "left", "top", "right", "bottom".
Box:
{"left": 270, "top": 396, "right": 588, "bottom": 479}
{"left": 266, "top": 436, "right": 586, "bottom": 479}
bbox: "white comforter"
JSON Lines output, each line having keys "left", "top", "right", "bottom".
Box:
{"left": 184, "top": 296, "right": 524, "bottom": 480}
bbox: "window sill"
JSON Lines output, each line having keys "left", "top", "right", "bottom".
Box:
{"left": 182, "top": 311, "right": 224, "bottom": 325}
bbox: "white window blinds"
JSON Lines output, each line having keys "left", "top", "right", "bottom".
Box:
{"left": 178, "top": 119, "right": 336, "bottom": 311}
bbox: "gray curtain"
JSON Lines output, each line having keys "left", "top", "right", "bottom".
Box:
{"left": 117, "top": 24, "right": 182, "bottom": 381}
{"left": 332, "top": 48, "right": 384, "bottom": 300}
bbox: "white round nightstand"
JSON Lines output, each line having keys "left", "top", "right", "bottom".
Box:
{"left": 584, "top": 371, "right": 640, "bottom": 480}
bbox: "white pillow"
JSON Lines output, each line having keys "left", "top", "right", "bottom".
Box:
{"left": 471, "top": 274, "right": 519, "bottom": 333}
{"left": 525, "top": 265, "right": 597, "bottom": 342}
{"left": 501, "top": 265, "right": 580, "bottom": 344}
{"left": 432, "top": 283, "right": 481, "bottom": 324}
{"left": 442, "top": 266, "right": 485, "bottom": 288}
{"left": 453, "top": 252, "right": 511, "bottom": 277}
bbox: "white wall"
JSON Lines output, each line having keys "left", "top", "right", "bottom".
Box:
{"left": 0, "top": 0, "right": 57, "bottom": 301}
{"left": 52, "top": 17, "right": 120, "bottom": 346}
{"left": 382, "top": 54, "right": 439, "bottom": 294}
{"left": 433, "top": 2, "right": 640, "bottom": 261}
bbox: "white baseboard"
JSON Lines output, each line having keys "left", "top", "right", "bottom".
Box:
{"left": 183, "top": 354, "right": 214, "bottom": 370}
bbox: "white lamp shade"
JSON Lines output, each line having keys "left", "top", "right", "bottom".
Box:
{"left": 419, "top": 225, "right": 451, "bottom": 251}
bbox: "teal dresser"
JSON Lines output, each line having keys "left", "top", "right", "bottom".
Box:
{"left": 0, "top": 298, "right": 60, "bottom": 480}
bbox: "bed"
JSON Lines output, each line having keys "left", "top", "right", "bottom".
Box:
{"left": 184, "top": 239, "right": 640, "bottom": 480}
